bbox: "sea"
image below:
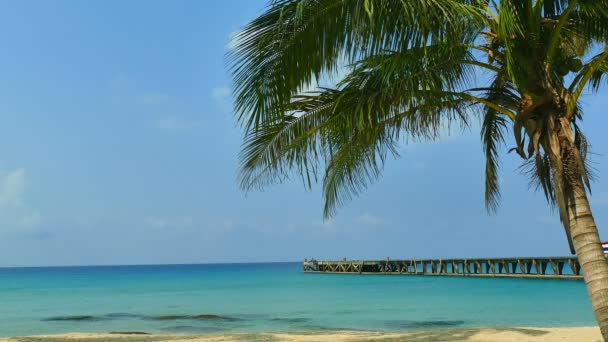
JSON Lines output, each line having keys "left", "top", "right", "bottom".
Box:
{"left": 0, "top": 262, "right": 596, "bottom": 337}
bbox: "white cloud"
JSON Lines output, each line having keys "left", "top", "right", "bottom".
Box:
{"left": 212, "top": 87, "right": 230, "bottom": 99}
{"left": 145, "top": 217, "right": 167, "bottom": 228}
{"left": 225, "top": 31, "right": 239, "bottom": 50}
{"left": 19, "top": 211, "right": 42, "bottom": 227}
{"left": 0, "top": 168, "right": 42, "bottom": 229}
{"left": 285, "top": 223, "right": 296, "bottom": 232}
{"left": 0, "top": 168, "right": 26, "bottom": 207}
{"left": 220, "top": 220, "right": 235, "bottom": 233}
{"left": 355, "top": 212, "right": 386, "bottom": 226}
{"left": 142, "top": 92, "right": 170, "bottom": 105}
{"left": 155, "top": 115, "right": 205, "bottom": 131}
{"left": 145, "top": 216, "right": 194, "bottom": 229}
{"left": 310, "top": 219, "right": 338, "bottom": 233}
{"left": 212, "top": 87, "right": 232, "bottom": 112}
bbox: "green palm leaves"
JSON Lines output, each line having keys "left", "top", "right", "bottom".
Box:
{"left": 229, "top": 0, "right": 484, "bottom": 129}
{"left": 229, "top": 0, "right": 608, "bottom": 220}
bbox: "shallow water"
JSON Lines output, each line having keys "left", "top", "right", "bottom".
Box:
{"left": 0, "top": 262, "right": 595, "bottom": 337}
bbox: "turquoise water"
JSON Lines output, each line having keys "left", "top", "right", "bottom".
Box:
{"left": 0, "top": 262, "right": 596, "bottom": 337}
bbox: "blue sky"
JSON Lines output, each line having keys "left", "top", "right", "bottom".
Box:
{"left": 1, "top": 1, "right": 608, "bottom": 267}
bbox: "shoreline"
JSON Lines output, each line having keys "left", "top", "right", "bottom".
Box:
{"left": 1, "top": 327, "right": 601, "bottom": 341}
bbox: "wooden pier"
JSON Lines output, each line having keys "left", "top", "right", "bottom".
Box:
{"left": 303, "top": 257, "right": 583, "bottom": 280}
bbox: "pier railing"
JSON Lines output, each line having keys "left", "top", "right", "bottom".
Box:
{"left": 303, "top": 257, "right": 582, "bottom": 279}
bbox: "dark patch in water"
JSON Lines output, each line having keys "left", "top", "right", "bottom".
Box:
{"left": 44, "top": 313, "right": 146, "bottom": 322}
{"left": 271, "top": 317, "right": 311, "bottom": 323}
{"left": 42, "top": 315, "right": 100, "bottom": 322}
{"left": 160, "top": 325, "right": 230, "bottom": 333}
{"left": 386, "top": 320, "right": 465, "bottom": 329}
{"left": 193, "top": 314, "right": 237, "bottom": 320}
{"left": 148, "top": 315, "right": 191, "bottom": 320}
{"left": 109, "top": 331, "right": 149, "bottom": 335}
{"left": 147, "top": 314, "right": 238, "bottom": 321}
{"left": 234, "top": 313, "right": 270, "bottom": 320}
{"left": 104, "top": 313, "right": 143, "bottom": 319}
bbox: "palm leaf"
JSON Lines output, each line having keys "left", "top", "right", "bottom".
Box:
{"left": 238, "top": 41, "right": 481, "bottom": 215}
{"left": 228, "top": 0, "right": 485, "bottom": 132}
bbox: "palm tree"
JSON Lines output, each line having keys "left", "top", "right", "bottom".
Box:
{"left": 228, "top": 0, "right": 608, "bottom": 338}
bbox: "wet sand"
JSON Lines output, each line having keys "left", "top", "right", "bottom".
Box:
{"left": 0, "top": 327, "right": 601, "bottom": 341}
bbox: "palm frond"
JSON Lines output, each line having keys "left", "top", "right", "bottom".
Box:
{"left": 238, "top": 90, "right": 338, "bottom": 191}
{"left": 567, "top": 47, "right": 608, "bottom": 117}
{"left": 572, "top": 120, "right": 595, "bottom": 192}
{"left": 567, "top": 1, "right": 608, "bottom": 44}
{"left": 238, "top": 41, "right": 481, "bottom": 216}
{"left": 228, "top": 0, "right": 485, "bottom": 132}
{"left": 480, "top": 107, "right": 507, "bottom": 213}
{"left": 476, "top": 70, "right": 517, "bottom": 213}
{"left": 589, "top": 58, "right": 608, "bottom": 92}
{"left": 322, "top": 123, "right": 398, "bottom": 218}
{"left": 231, "top": 0, "right": 605, "bottom": 239}
{"left": 520, "top": 149, "right": 556, "bottom": 208}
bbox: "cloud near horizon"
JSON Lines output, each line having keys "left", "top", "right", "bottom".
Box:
{"left": 0, "top": 168, "right": 42, "bottom": 230}
{"left": 142, "top": 92, "right": 170, "bottom": 105}
{"left": 155, "top": 115, "right": 205, "bottom": 131}
{"left": 355, "top": 213, "right": 386, "bottom": 226}
{"left": 212, "top": 87, "right": 232, "bottom": 112}
{"left": 146, "top": 216, "right": 194, "bottom": 229}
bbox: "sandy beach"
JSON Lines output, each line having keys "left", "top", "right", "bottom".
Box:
{"left": 0, "top": 327, "right": 601, "bottom": 342}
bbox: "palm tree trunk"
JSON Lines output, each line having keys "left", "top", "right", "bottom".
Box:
{"left": 567, "top": 178, "right": 608, "bottom": 340}
{"left": 542, "top": 115, "right": 608, "bottom": 340}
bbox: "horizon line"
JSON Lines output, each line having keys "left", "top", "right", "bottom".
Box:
{"left": 0, "top": 260, "right": 303, "bottom": 269}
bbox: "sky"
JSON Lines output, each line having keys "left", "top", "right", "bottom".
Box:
{"left": 1, "top": 1, "right": 608, "bottom": 267}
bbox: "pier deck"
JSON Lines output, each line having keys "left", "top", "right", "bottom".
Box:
{"left": 303, "top": 257, "right": 583, "bottom": 279}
